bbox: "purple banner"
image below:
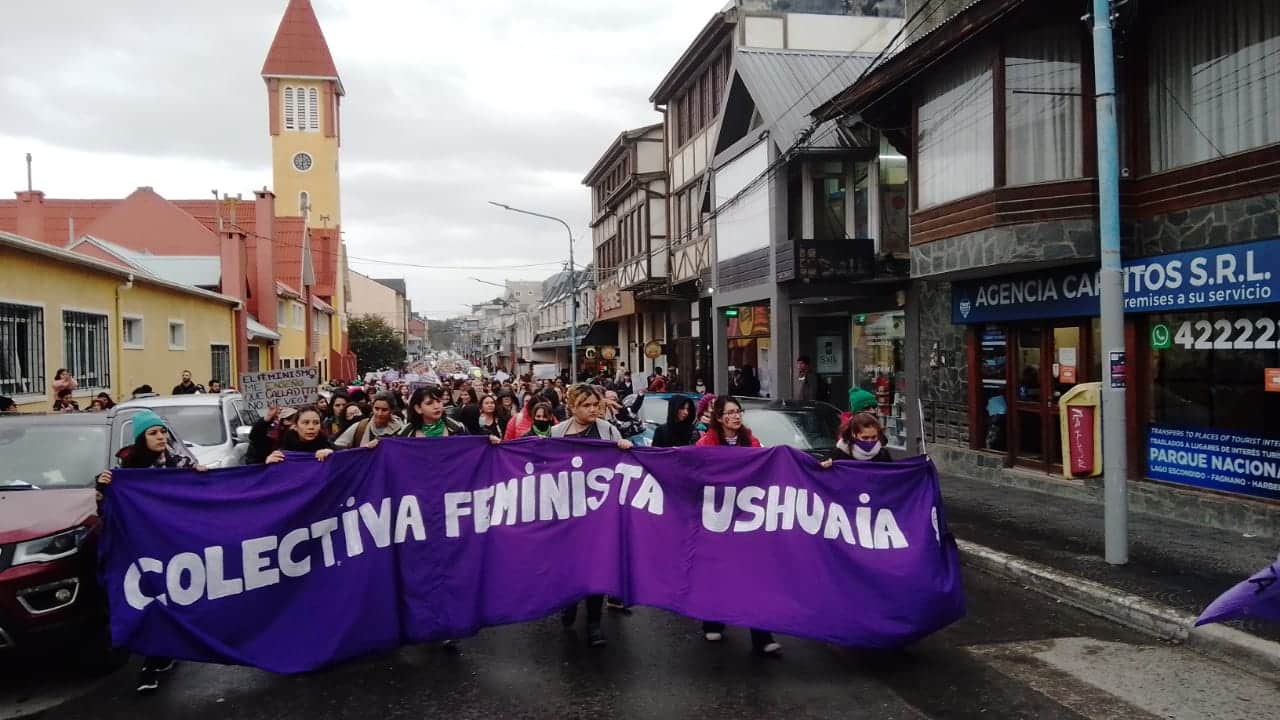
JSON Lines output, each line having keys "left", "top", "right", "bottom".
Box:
{"left": 1196, "top": 554, "right": 1280, "bottom": 627}
{"left": 99, "top": 438, "right": 965, "bottom": 673}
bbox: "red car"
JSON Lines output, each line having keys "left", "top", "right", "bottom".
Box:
{"left": 0, "top": 409, "right": 195, "bottom": 669}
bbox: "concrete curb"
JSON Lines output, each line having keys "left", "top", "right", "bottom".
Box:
{"left": 957, "top": 539, "right": 1280, "bottom": 681}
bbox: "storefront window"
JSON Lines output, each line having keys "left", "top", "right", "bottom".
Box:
{"left": 978, "top": 326, "right": 1009, "bottom": 451}
{"left": 727, "top": 304, "right": 772, "bottom": 398}
{"left": 851, "top": 311, "right": 907, "bottom": 447}
{"left": 1147, "top": 308, "right": 1280, "bottom": 434}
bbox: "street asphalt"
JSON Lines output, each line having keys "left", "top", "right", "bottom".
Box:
{"left": 5, "top": 568, "right": 1277, "bottom": 719}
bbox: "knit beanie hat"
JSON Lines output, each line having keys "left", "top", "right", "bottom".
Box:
{"left": 848, "top": 388, "right": 878, "bottom": 413}
{"left": 130, "top": 409, "right": 168, "bottom": 442}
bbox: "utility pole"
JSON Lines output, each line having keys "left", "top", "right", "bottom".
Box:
{"left": 1092, "top": 0, "right": 1128, "bottom": 565}
{"left": 489, "top": 201, "right": 578, "bottom": 380}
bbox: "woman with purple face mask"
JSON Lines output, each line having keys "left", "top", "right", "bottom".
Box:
{"left": 824, "top": 412, "right": 893, "bottom": 465}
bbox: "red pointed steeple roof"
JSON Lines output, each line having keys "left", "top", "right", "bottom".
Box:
{"left": 261, "top": 0, "right": 343, "bottom": 94}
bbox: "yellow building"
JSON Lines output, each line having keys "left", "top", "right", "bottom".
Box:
{"left": 273, "top": 284, "right": 308, "bottom": 369}
{"left": 0, "top": 230, "right": 240, "bottom": 412}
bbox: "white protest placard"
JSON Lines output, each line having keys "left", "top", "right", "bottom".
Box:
{"left": 239, "top": 367, "right": 320, "bottom": 416}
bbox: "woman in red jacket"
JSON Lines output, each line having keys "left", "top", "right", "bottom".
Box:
{"left": 693, "top": 396, "right": 782, "bottom": 657}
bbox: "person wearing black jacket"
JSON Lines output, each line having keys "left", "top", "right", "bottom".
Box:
{"left": 266, "top": 407, "right": 335, "bottom": 463}
{"left": 95, "top": 410, "right": 206, "bottom": 693}
{"left": 651, "top": 396, "right": 698, "bottom": 448}
{"left": 824, "top": 411, "right": 894, "bottom": 464}
{"left": 246, "top": 406, "right": 298, "bottom": 464}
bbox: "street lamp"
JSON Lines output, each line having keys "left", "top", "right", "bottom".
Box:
{"left": 489, "top": 201, "right": 579, "bottom": 379}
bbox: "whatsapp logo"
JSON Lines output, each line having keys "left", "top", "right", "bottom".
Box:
{"left": 1151, "top": 324, "right": 1172, "bottom": 350}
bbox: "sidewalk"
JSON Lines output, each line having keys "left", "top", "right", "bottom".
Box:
{"left": 938, "top": 472, "right": 1280, "bottom": 667}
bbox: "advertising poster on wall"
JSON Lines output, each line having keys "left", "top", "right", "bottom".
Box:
{"left": 1147, "top": 425, "right": 1280, "bottom": 502}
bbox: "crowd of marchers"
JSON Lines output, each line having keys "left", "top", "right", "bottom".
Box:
{"left": 66, "top": 364, "right": 895, "bottom": 695}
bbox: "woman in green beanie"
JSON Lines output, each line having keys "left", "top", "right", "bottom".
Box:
{"left": 95, "top": 409, "right": 206, "bottom": 693}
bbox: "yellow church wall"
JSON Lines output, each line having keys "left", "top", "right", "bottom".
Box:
{"left": 271, "top": 79, "right": 341, "bottom": 228}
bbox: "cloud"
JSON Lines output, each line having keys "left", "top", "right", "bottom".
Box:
{"left": 0, "top": 0, "right": 723, "bottom": 316}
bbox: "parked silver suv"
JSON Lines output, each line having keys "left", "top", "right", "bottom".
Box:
{"left": 114, "top": 392, "right": 258, "bottom": 468}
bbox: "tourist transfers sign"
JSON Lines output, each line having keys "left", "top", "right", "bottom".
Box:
{"left": 951, "top": 237, "right": 1280, "bottom": 324}
{"left": 1147, "top": 425, "right": 1280, "bottom": 502}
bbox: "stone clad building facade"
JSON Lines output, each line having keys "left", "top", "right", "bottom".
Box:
{"left": 814, "top": 0, "right": 1280, "bottom": 532}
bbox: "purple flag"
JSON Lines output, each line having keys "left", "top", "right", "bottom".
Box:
{"left": 1195, "top": 555, "right": 1280, "bottom": 627}
{"left": 99, "top": 438, "right": 965, "bottom": 673}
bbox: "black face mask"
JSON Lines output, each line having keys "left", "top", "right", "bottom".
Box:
{"left": 533, "top": 419, "right": 552, "bottom": 431}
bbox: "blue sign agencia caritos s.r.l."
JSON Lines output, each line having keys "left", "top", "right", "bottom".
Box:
{"left": 951, "top": 237, "right": 1280, "bottom": 324}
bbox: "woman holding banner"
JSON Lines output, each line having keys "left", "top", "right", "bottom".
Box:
{"left": 550, "top": 384, "right": 634, "bottom": 648}
{"left": 95, "top": 410, "right": 207, "bottom": 693}
{"left": 824, "top": 412, "right": 894, "bottom": 464}
{"left": 694, "top": 396, "right": 783, "bottom": 657}
{"left": 266, "top": 407, "right": 335, "bottom": 463}
{"left": 400, "top": 385, "right": 469, "bottom": 438}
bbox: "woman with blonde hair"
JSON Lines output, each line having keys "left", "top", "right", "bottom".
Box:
{"left": 550, "top": 384, "right": 633, "bottom": 648}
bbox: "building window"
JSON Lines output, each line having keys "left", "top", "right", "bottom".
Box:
{"left": 63, "top": 310, "right": 110, "bottom": 389}
{"left": 1148, "top": 0, "right": 1280, "bottom": 172}
{"left": 1145, "top": 308, "right": 1280, "bottom": 433}
{"left": 0, "top": 302, "right": 45, "bottom": 397}
{"left": 300, "top": 191, "right": 310, "bottom": 215}
{"left": 277, "top": 299, "right": 287, "bottom": 326}
{"left": 293, "top": 303, "right": 305, "bottom": 329}
{"left": 917, "top": 46, "right": 995, "bottom": 207}
{"left": 168, "top": 320, "right": 186, "bottom": 350}
{"left": 284, "top": 87, "right": 296, "bottom": 130}
{"left": 210, "top": 344, "right": 231, "bottom": 386}
{"left": 122, "top": 316, "right": 144, "bottom": 348}
{"left": 812, "top": 160, "right": 849, "bottom": 241}
{"left": 248, "top": 345, "right": 261, "bottom": 373}
{"left": 1005, "top": 25, "right": 1084, "bottom": 184}
{"left": 308, "top": 88, "right": 320, "bottom": 131}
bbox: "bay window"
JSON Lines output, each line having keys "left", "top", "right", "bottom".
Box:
{"left": 916, "top": 47, "right": 995, "bottom": 207}
{"left": 1005, "top": 25, "right": 1084, "bottom": 185}
{"left": 1148, "top": 0, "right": 1280, "bottom": 172}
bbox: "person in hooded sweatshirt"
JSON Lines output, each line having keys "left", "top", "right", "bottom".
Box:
{"left": 652, "top": 396, "right": 699, "bottom": 448}
{"left": 95, "top": 410, "right": 207, "bottom": 693}
{"left": 824, "top": 411, "right": 893, "bottom": 464}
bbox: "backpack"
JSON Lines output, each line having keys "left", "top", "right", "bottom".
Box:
{"left": 352, "top": 418, "right": 372, "bottom": 446}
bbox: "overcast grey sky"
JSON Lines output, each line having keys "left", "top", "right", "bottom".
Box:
{"left": 0, "top": 0, "right": 722, "bottom": 318}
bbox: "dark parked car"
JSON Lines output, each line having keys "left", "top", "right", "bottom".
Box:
{"left": 0, "top": 410, "right": 195, "bottom": 669}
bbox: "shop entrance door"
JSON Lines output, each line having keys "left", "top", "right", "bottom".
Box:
{"left": 1009, "top": 320, "right": 1091, "bottom": 472}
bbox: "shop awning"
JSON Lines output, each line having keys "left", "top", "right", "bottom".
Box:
{"left": 246, "top": 314, "right": 280, "bottom": 342}
{"left": 532, "top": 321, "right": 619, "bottom": 350}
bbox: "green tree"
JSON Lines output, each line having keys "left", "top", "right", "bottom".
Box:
{"left": 349, "top": 314, "right": 407, "bottom": 373}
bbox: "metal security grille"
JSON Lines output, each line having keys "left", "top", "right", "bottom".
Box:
{"left": 62, "top": 311, "right": 110, "bottom": 389}
{"left": 0, "top": 302, "right": 45, "bottom": 396}
{"left": 211, "top": 344, "right": 231, "bottom": 386}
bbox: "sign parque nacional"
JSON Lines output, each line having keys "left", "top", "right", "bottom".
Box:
{"left": 238, "top": 367, "right": 319, "bottom": 416}
{"left": 99, "top": 439, "right": 965, "bottom": 674}
{"left": 951, "top": 237, "right": 1280, "bottom": 323}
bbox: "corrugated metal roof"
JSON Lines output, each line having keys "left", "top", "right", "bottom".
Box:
{"left": 733, "top": 48, "right": 877, "bottom": 150}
